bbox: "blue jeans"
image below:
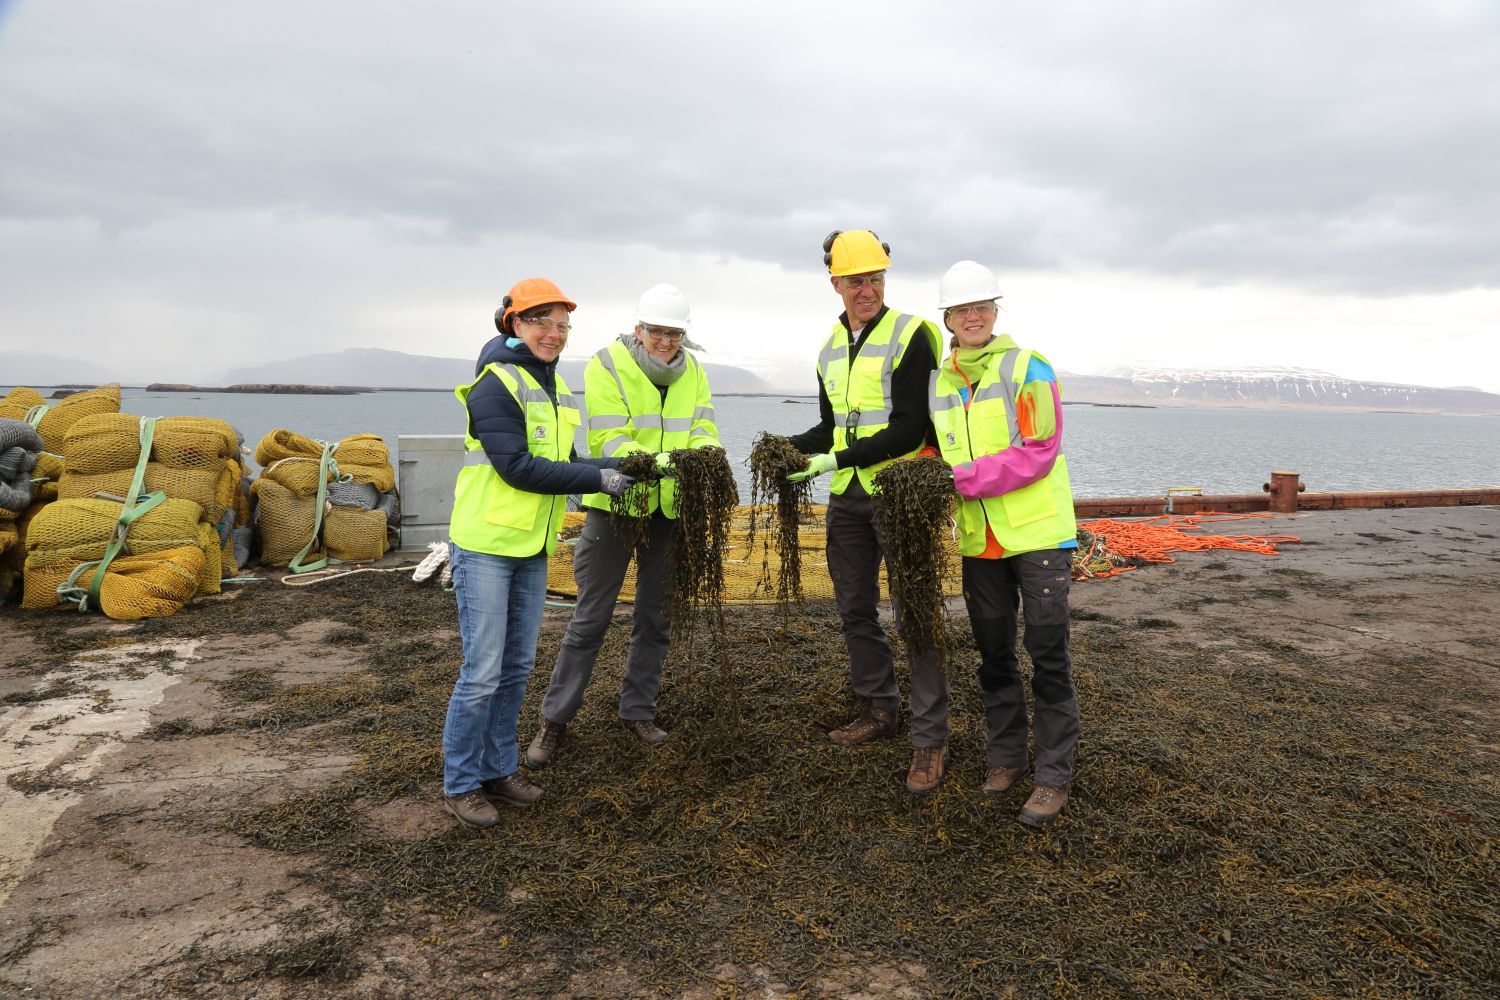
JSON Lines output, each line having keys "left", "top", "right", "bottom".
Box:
{"left": 442, "top": 544, "right": 549, "bottom": 797}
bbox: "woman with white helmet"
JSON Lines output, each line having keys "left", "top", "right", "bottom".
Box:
{"left": 526, "top": 283, "right": 721, "bottom": 771}
{"left": 926, "top": 261, "right": 1081, "bottom": 828}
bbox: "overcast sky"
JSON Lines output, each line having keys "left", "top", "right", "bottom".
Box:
{"left": 2, "top": 0, "right": 1498, "bottom": 391}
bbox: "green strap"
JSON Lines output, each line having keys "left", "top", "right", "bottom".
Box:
{"left": 60, "top": 417, "right": 167, "bottom": 612}
{"left": 287, "top": 441, "right": 343, "bottom": 574}
{"left": 25, "top": 404, "right": 49, "bottom": 428}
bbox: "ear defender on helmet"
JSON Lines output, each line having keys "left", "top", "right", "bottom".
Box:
{"left": 494, "top": 294, "right": 513, "bottom": 333}
{"left": 822, "top": 230, "right": 843, "bottom": 269}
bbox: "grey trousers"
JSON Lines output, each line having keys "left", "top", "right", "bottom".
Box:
{"left": 962, "top": 549, "right": 1080, "bottom": 788}
{"left": 541, "top": 508, "right": 676, "bottom": 724}
{"left": 826, "top": 490, "right": 949, "bottom": 747}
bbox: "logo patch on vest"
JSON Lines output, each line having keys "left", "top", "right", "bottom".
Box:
{"left": 827, "top": 379, "right": 836, "bottom": 392}
{"left": 946, "top": 432, "right": 956, "bottom": 446}
{"left": 533, "top": 426, "right": 547, "bottom": 440}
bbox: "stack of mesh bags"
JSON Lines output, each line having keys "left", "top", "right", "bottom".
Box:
{"left": 21, "top": 497, "right": 207, "bottom": 619}
{"left": 0, "top": 417, "right": 45, "bottom": 600}
{"left": 57, "top": 413, "right": 253, "bottom": 578}
{"left": 1, "top": 385, "right": 122, "bottom": 602}
{"left": 0, "top": 384, "right": 122, "bottom": 505}
{"left": 252, "top": 430, "right": 397, "bottom": 566}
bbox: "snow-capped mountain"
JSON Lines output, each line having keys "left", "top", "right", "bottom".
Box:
{"left": 1061, "top": 366, "right": 1500, "bottom": 413}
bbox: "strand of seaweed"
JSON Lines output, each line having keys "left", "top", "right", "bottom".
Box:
{"left": 664, "top": 445, "right": 742, "bottom": 744}
{"left": 745, "top": 433, "right": 811, "bottom": 633}
{"left": 607, "top": 452, "right": 662, "bottom": 553}
{"left": 871, "top": 455, "right": 957, "bottom": 665}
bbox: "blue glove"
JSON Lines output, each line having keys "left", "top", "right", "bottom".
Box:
{"left": 786, "top": 452, "right": 838, "bottom": 483}
{"left": 598, "top": 468, "right": 635, "bottom": 498}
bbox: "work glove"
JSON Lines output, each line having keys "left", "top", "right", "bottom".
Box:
{"left": 654, "top": 452, "right": 675, "bottom": 475}
{"left": 786, "top": 452, "right": 838, "bottom": 483}
{"left": 598, "top": 468, "right": 635, "bottom": 498}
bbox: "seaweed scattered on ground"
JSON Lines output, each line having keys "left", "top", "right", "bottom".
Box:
{"left": 871, "top": 456, "right": 957, "bottom": 664}
{"left": 204, "top": 578, "right": 1500, "bottom": 997}
{"left": 745, "top": 433, "right": 812, "bottom": 624}
{"left": 607, "top": 452, "right": 663, "bottom": 553}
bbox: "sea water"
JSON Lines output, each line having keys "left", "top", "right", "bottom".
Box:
{"left": 11, "top": 387, "right": 1500, "bottom": 502}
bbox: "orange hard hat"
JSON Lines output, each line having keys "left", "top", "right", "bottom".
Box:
{"left": 495, "top": 277, "right": 577, "bottom": 333}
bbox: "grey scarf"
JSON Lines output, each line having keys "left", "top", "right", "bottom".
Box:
{"left": 621, "top": 333, "right": 690, "bottom": 387}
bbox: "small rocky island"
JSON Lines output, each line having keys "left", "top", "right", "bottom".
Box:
{"left": 146, "top": 383, "right": 365, "bottom": 395}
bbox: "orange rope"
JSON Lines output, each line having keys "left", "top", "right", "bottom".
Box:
{"left": 1077, "top": 513, "right": 1301, "bottom": 579}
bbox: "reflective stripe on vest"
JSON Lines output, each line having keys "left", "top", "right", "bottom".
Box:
{"left": 449, "top": 362, "right": 579, "bottom": 558}
{"left": 581, "top": 341, "right": 718, "bottom": 518}
{"left": 817, "top": 311, "right": 932, "bottom": 495}
{"left": 929, "top": 346, "right": 1075, "bottom": 557}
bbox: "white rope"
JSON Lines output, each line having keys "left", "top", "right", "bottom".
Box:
{"left": 278, "top": 565, "right": 411, "bottom": 588}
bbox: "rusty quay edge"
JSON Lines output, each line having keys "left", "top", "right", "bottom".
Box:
{"left": 1074, "top": 470, "right": 1500, "bottom": 518}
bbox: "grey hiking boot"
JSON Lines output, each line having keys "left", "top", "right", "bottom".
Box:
{"left": 525, "top": 717, "right": 566, "bottom": 769}
{"left": 621, "top": 717, "right": 669, "bottom": 746}
{"left": 1018, "top": 784, "right": 1069, "bottom": 828}
{"left": 443, "top": 789, "right": 500, "bottom": 828}
{"left": 481, "top": 773, "right": 543, "bottom": 808}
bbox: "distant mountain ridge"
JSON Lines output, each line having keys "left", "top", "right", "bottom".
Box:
{"left": 221, "top": 347, "right": 777, "bottom": 394}
{"left": 1062, "top": 365, "right": 1500, "bottom": 414}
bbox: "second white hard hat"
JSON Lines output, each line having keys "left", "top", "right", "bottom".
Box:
{"left": 634, "top": 283, "right": 692, "bottom": 330}
{"left": 938, "top": 260, "right": 1002, "bottom": 310}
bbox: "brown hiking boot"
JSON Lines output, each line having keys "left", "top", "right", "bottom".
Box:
{"left": 905, "top": 745, "right": 949, "bottom": 795}
{"left": 525, "top": 717, "right": 566, "bottom": 769}
{"left": 481, "top": 773, "right": 543, "bottom": 808}
{"left": 981, "top": 766, "right": 1026, "bottom": 796}
{"left": 621, "top": 717, "right": 669, "bottom": 746}
{"left": 1018, "top": 785, "right": 1068, "bottom": 828}
{"left": 828, "top": 706, "right": 897, "bottom": 747}
{"left": 443, "top": 789, "right": 500, "bottom": 828}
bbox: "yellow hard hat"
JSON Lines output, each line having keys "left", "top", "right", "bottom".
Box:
{"left": 823, "top": 229, "right": 891, "bottom": 276}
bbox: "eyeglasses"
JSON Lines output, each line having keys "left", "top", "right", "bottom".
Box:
{"left": 945, "top": 302, "right": 997, "bottom": 320}
{"left": 518, "top": 315, "right": 571, "bottom": 335}
{"left": 839, "top": 274, "right": 886, "bottom": 291}
{"left": 641, "top": 324, "right": 685, "bottom": 342}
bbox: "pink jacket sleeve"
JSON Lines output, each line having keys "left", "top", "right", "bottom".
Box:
{"left": 952, "top": 382, "right": 1063, "bottom": 501}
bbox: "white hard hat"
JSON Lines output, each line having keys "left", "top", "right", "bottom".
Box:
{"left": 938, "top": 260, "right": 1002, "bottom": 310}
{"left": 634, "top": 283, "right": 692, "bottom": 330}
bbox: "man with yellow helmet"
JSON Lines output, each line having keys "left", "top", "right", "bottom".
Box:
{"left": 785, "top": 230, "right": 948, "bottom": 795}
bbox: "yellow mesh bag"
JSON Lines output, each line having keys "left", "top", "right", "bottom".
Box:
{"left": 541, "top": 505, "right": 965, "bottom": 605}
{"left": 254, "top": 429, "right": 323, "bottom": 466}
{"left": 22, "top": 497, "right": 204, "bottom": 609}
{"left": 333, "top": 434, "right": 389, "bottom": 467}
{"left": 194, "top": 520, "right": 222, "bottom": 595}
{"left": 0, "top": 521, "right": 17, "bottom": 558}
{"left": 70, "top": 545, "right": 206, "bottom": 620}
{"left": 0, "top": 387, "right": 47, "bottom": 418}
{"left": 337, "top": 462, "right": 396, "bottom": 492}
{"left": 58, "top": 463, "right": 227, "bottom": 521}
{"left": 324, "top": 506, "right": 388, "bottom": 562}
{"left": 58, "top": 413, "right": 141, "bottom": 474}
{"left": 252, "top": 478, "right": 319, "bottom": 568}
{"left": 34, "top": 385, "right": 121, "bottom": 452}
{"left": 153, "top": 417, "right": 239, "bottom": 469}
{"left": 262, "top": 457, "right": 328, "bottom": 496}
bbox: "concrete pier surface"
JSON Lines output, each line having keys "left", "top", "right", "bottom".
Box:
{"left": 1, "top": 505, "right": 1496, "bottom": 998}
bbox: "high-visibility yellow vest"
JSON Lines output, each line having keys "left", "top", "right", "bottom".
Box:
{"left": 581, "top": 340, "right": 719, "bottom": 519}
{"left": 929, "top": 341, "right": 1076, "bottom": 557}
{"left": 816, "top": 309, "right": 940, "bottom": 495}
{"left": 450, "top": 362, "right": 581, "bottom": 557}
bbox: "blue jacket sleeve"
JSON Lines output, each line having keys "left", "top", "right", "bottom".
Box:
{"left": 467, "top": 372, "right": 605, "bottom": 495}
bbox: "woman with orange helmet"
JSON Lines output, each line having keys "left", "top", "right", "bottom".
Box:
{"left": 439, "top": 277, "right": 635, "bottom": 828}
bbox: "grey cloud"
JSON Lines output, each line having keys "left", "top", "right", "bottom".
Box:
{"left": 1, "top": 1, "right": 1497, "bottom": 296}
